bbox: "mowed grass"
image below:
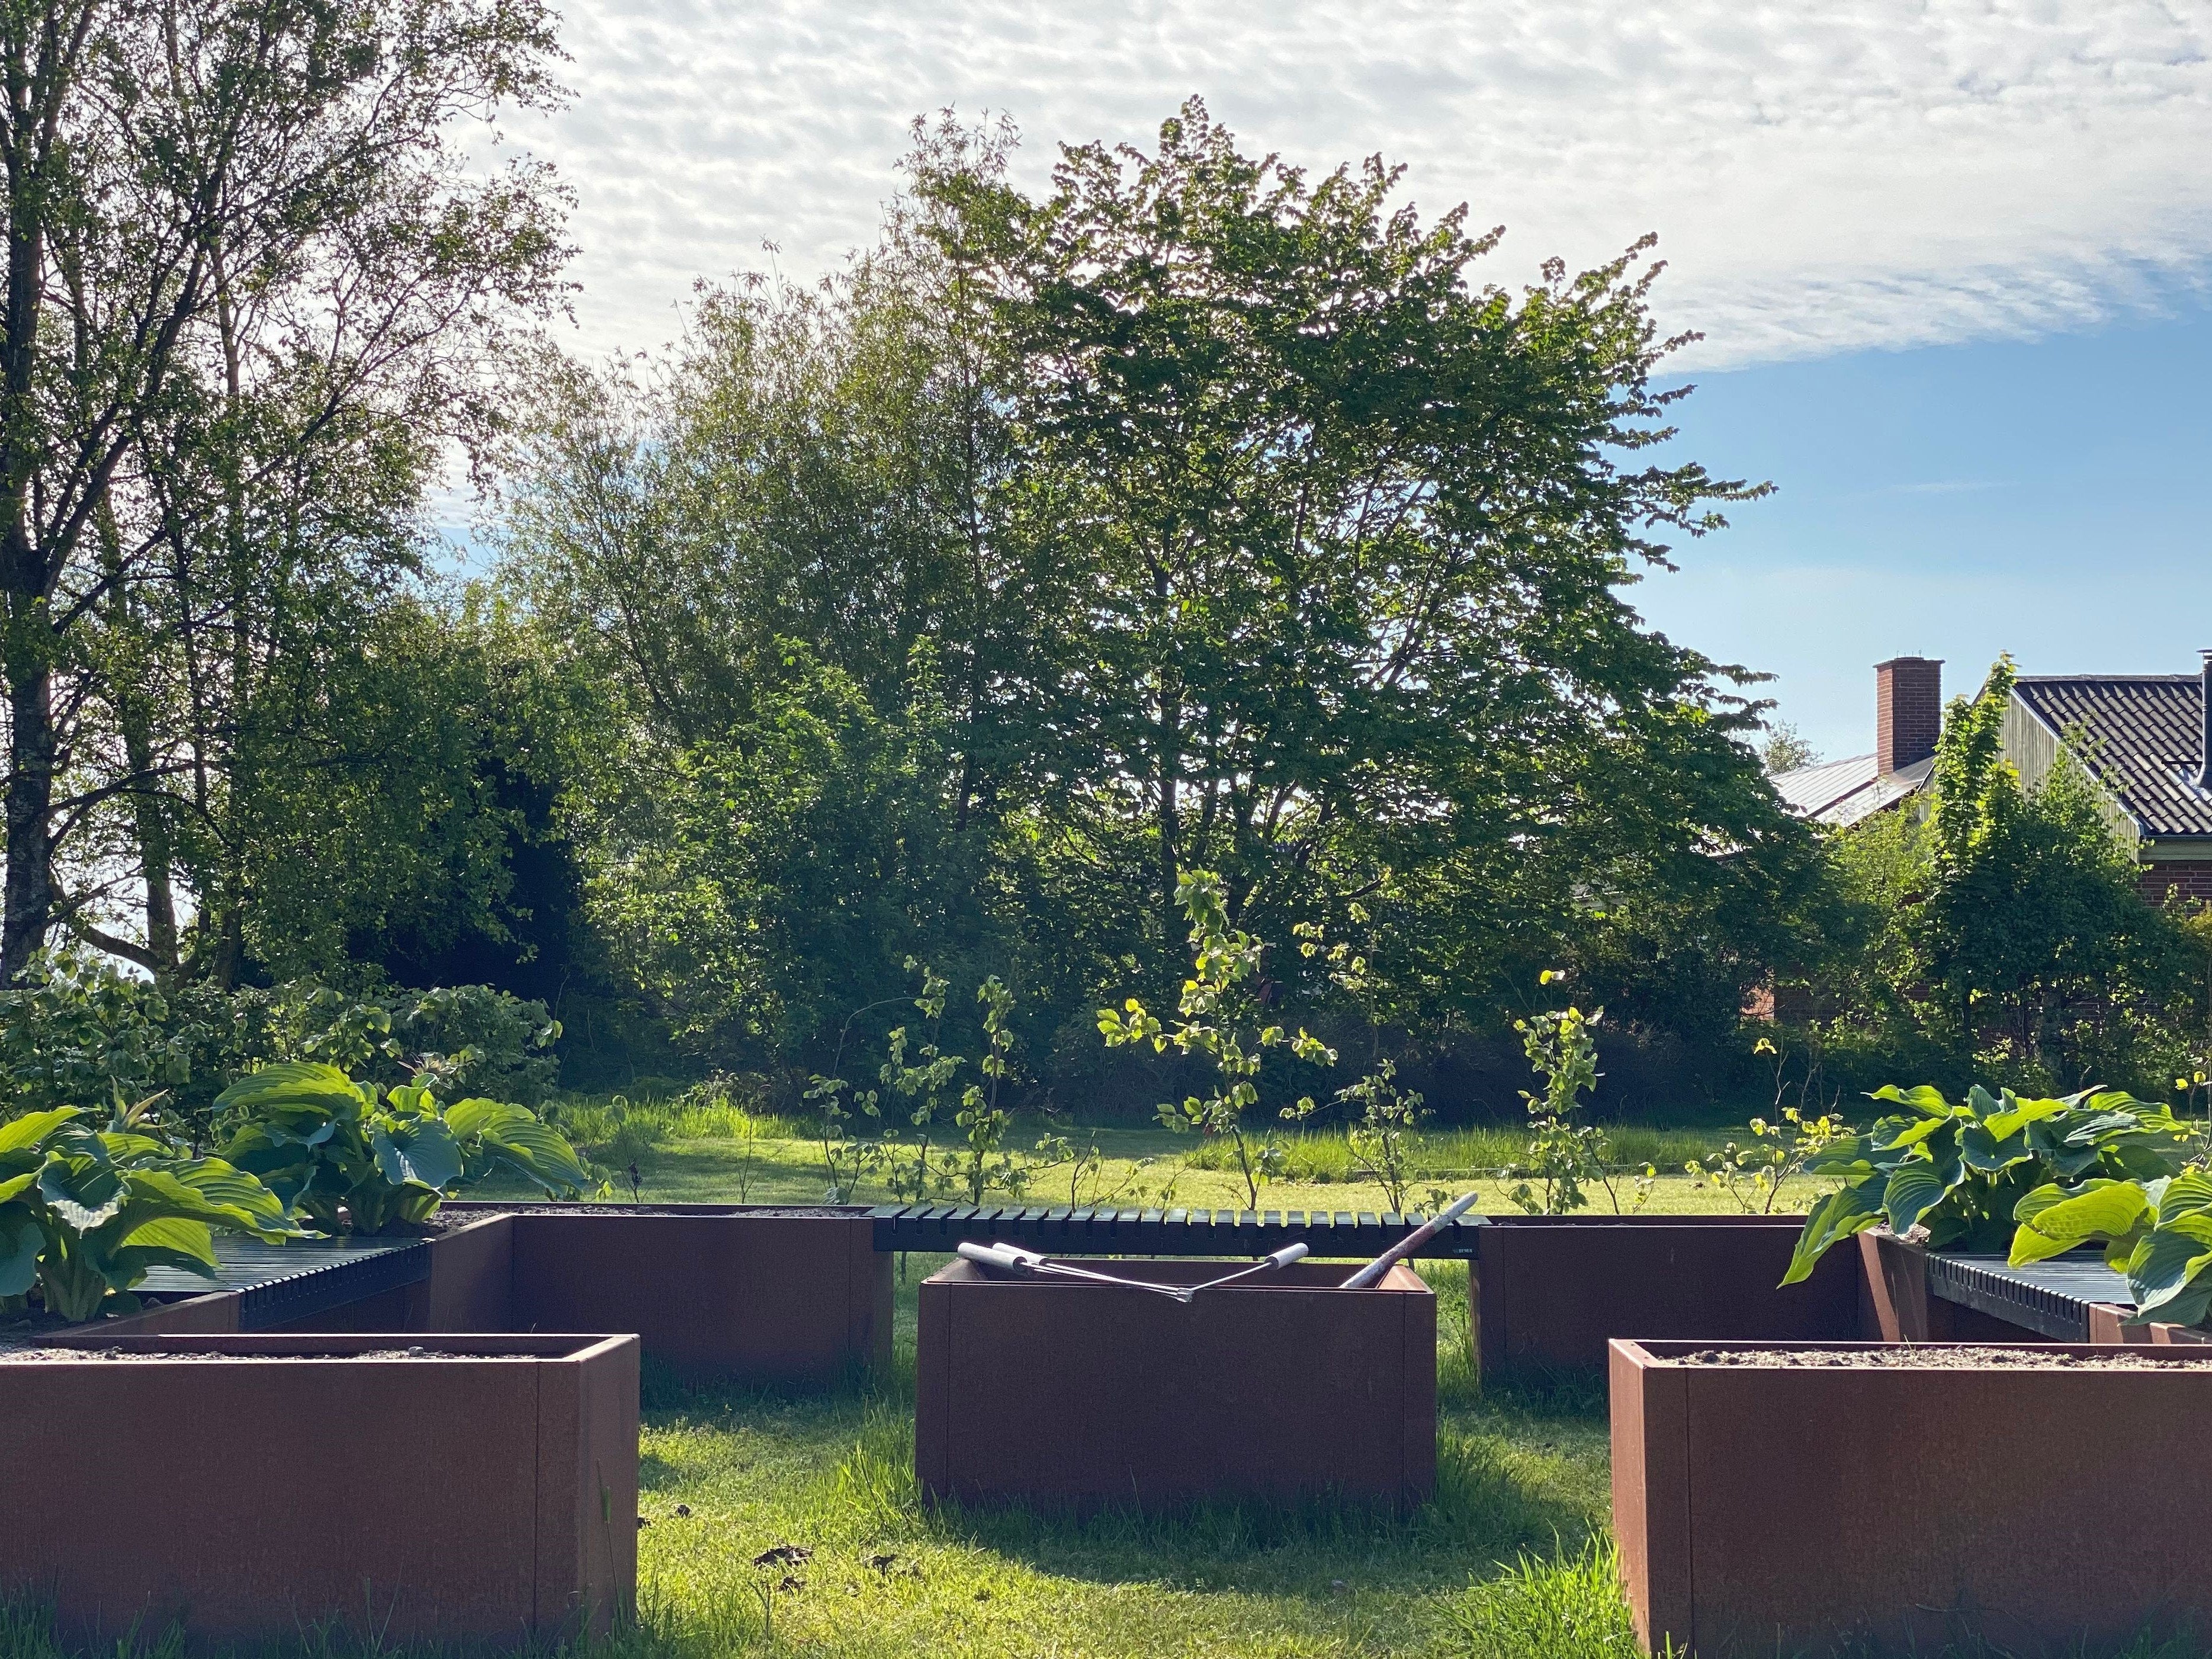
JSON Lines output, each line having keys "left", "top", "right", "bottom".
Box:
{"left": 618, "top": 1256, "right": 1619, "bottom": 1659}
{"left": 541, "top": 1100, "right": 1832, "bottom": 1219}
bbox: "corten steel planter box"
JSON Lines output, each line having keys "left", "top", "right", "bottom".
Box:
{"left": 1610, "top": 1337, "right": 2212, "bottom": 1655}
{"left": 1471, "top": 1215, "right": 1866, "bottom": 1378}
{"left": 916, "top": 1257, "right": 1435, "bottom": 1512}
{"left": 0, "top": 1333, "right": 637, "bottom": 1647}
{"left": 299, "top": 1205, "right": 892, "bottom": 1385}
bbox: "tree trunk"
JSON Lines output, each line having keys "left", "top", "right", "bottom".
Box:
{"left": 1, "top": 653, "right": 54, "bottom": 976}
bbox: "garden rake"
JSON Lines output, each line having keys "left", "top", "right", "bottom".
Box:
{"left": 955, "top": 1240, "right": 1309, "bottom": 1302}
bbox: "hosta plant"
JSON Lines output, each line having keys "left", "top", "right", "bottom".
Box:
{"left": 2010, "top": 1168, "right": 2212, "bottom": 1329}
{"left": 0, "top": 1099, "right": 301, "bottom": 1321}
{"left": 1782, "top": 1083, "right": 2189, "bottom": 1285}
{"left": 213, "top": 1063, "right": 591, "bottom": 1234}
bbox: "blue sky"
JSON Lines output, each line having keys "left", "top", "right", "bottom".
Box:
{"left": 1635, "top": 300, "right": 2212, "bottom": 762}
{"left": 482, "top": 0, "right": 2212, "bottom": 760}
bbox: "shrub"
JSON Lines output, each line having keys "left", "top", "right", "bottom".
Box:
{"left": 0, "top": 952, "right": 563, "bottom": 1146}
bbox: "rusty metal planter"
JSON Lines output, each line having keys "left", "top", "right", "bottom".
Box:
{"left": 916, "top": 1257, "right": 1434, "bottom": 1512}
{"left": 312, "top": 1205, "right": 892, "bottom": 1384}
{"left": 1610, "top": 1337, "right": 2212, "bottom": 1655}
{"left": 0, "top": 1333, "right": 637, "bottom": 1648}
{"left": 1472, "top": 1215, "right": 1863, "bottom": 1378}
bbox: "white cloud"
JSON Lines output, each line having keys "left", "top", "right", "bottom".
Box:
{"left": 500, "top": 0, "right": 2212, "bottom": 368}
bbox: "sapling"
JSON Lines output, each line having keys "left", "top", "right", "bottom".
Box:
{"left": 1100, "top": 871, "right": 1334, "bottom": 1211}
{"left": 949, "top": 975, "right": 1027, "bottom": 1206}
{"left": 878, "top": 961, "right": 959, "bottom": 1204}
{"left": 1503, "top": 985, "right": 1651, "bottom": 1216}
{"left": 1686, "top": 1039, "right": 1846, "bottom": 1214}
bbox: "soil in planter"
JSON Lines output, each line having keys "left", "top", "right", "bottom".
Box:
{"left": 0, "top": 1343, "right": 540, "bottom": 1362}
{"left": 1674, "top": 1344, "right": 2211, "bottom": 1369}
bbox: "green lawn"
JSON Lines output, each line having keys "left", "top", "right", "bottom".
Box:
{"left": 558, "top": 1107, "right": 1829, "bottom": 1220}
{"left": 617, "top": 1254, "right": 1625, "bottom": 1659}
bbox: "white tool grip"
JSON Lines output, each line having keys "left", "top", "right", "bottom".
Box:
{"left": 1266, "top": 1244, "right": 1309, "bottom": 1268}
{"left": 957, "top": 1241, "right": 1041, "bottom": 1272}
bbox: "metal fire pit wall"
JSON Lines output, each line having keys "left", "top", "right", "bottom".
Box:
{"left": 870, "top": 1202, "right": 1485, "bottom": 1259}
{"left": 917, "top": 1257, "right": 1436, "bottom": 1512}
{"left": 1924, "top": 1251, "right": 2134, "bottom": 1342}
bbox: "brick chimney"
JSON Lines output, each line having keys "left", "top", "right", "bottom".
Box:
{"left": 1874, "top": 657, "right": 1943, "bottom": 775}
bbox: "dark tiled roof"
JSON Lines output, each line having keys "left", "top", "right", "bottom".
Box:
{"left": 2013, "top": 676, "right": 2212, "bottom": 838}
{"left": 1771, "top": 753, "right": 1932, "bottom": 827}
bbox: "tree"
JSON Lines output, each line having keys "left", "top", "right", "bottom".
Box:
{"left": 0, "top": 0, "right": 568, "bottom": 980}
{"left": 1761, "top": 723, "right": 1818, "bottom": 774}
{"left": 926, "top": 100, "right": 1803, "bottom": 1023}
{"left": 1824, "top": 657, "right": 2202, "bottom": 1095}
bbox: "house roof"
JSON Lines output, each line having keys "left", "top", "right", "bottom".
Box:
{"left": 2012, "top": 675, "right": 2212, "bottom": 839}
{"left": 1770, "top": 753, "right": 1934, "bottom": 827}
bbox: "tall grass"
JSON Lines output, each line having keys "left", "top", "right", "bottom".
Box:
{"left": 1178, "top": 1124, "right": 1732, "bottom": 1185}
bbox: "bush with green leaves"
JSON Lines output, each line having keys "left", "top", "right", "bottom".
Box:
{"left": 0, "top": 1099, "right": 301, "bottom": 1322}
{"left": 0, "top": 952, "right": 564, "bottom": 1143}
{"left": 213, "top": 1063, "right": 591, "bottom": 1234}
{"left": 1783, "top": 1082, "right": 2190, "bottom": 1284}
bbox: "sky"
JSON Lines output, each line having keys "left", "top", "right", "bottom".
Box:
{"left": 493, "top": 0, "right": 2212, "bottom": 760}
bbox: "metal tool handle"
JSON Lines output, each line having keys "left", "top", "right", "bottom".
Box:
{"left": 1338, "top": 1192, "right": 1479, "bottom": 1289}
{"left": 1184, "top": 1243, "right": 1310, "bottom": 1296}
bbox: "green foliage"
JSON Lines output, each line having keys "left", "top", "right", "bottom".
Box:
{"left": 1440, "top": 1537, "right": 1647, "bottom": 1659}
{"left": 0, "top": 1099, "right": 299, "bottom": 1323}
{"left": 877, "top": 962, "right": 961, "bottom": 1204}
{"left": 1337, "top": 1059, "right": 1429, "bottom": 1215}
{"left": 1504, "top": 999, "right": 1652, "bottom": 1216}
{"left": 499, "top": 102, "right": 1821, "bottom": 1096}
{"left": 1101, "top": 871, "right": 1335, "bottom": 1209}
{"left": 212, "top": 1063, "right": 589, "bottom": 1235}
{"left": 2010, "top": 1167, "right": 2212, "bottom": 1330}
{"left": 0, "top": 953, "right": 563, "bottom": 1150}
{"left": 1818, "top": 657, "right": 2206, "bottom": 1099}
{"left": 1783, "top": 1082, "right": 2190, "bottom": 1283}
{"left": 949, "top": 975, "right": 1026, "bottom": 1206}
{"left": 1687, "top": 1037, "right": 1848, "bottom": 1212}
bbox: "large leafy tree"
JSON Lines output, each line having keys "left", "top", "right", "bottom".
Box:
{"left": 933, "top": 100, "right": 1810, "bottom": 1022}
{"left": 502, "top": 107, "right": 1819, "bottom": 1081}
{"left": 0, "top": 0, "right": 568, "bottom": 980}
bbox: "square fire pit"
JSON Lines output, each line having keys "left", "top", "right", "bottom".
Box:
{"left": 0, "top": 1333, "right": 637, "bottom": 1647}
{"left": 916, "top": 1256, "right": 1434, "bottom": 1512}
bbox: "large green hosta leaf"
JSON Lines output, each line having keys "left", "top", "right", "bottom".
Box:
{"left": 37, "top": 1151, "right": 127, "bottom": 1232}
{"left": 0, "top": 1206, "right": 40, "bottom": 1298}
{"left": 2008, "top": 1179, "right": 2151, "bottom": 1266}
{"left": 448, "top": 1099, "right": 590, "bottom": 1193}
{"left": 90, "top": 1214, "right": 220, "bottom": 1287}
{"left": 0, "top": 1106, "right": 82, "bottom": 1161}
{"left": 370, "top": 1117, "right": 464, "bottom": 1192}
{"left": 2124, "top": 1209, "right": 2212, "bottom": 1320}
{"left": 1882, "top": 1146, "right": 1966, "bottom": 1237}
{"left": 1870, "top": 1084, "right": 1957, "bottom": 1118}
{"left": 1784, "top": 1180, "right": 1887, "bottom": 1285}
{"left": 214, "top": 1061, "right": 368, "bottom": 1116}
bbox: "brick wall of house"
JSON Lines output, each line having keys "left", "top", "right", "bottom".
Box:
{"left": 2139, "top": 864, "right": 2212, "bottom": 904}
{"left": 1876, "top": 656, "right": 1944, "bottom": 775}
